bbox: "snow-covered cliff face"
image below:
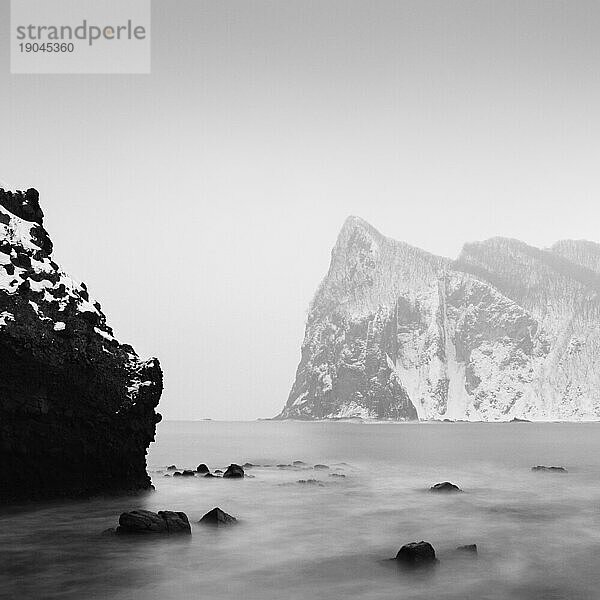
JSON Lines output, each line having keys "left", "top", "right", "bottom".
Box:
{"left": 278, "top": 218, "right": 600, "bottom": 421}
{"left": 0, "top": 188, "right": 162, "bottom": 502}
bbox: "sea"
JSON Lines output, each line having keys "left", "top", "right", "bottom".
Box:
{"left": 2, "top": 420, "right": 600, "bottom": 600}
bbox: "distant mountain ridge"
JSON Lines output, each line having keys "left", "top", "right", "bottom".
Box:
{"left": 277, "top": 217, "right": 600, "bottom": 421}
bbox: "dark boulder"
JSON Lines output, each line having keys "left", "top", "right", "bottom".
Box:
{"left": 395, "top": 541, "right": 437, "bottom": 565}
{"left": 116, "top": 509, "right": 191, "bottom": 535}
{"left": 223, "top": 464, "right": 245, "bottom": 478}
{"left": 117, "top": 510, "right": 167, "bottom": 534}
{"left": 531, "top": 465, "right": 567, "bottom": 473}
{"left": 181, "top": 470, "right": 195, "bottom": 477}
{"left": 292, "top": 461, "right": 306, "bottom": 466}
{"left": 430, "top": 482, "right": 462, "bottom": 493}
{"left": 173, "top": 472, "right": 183, "bottom": 477}
{"left": 159, "top": 511, "right": 191, "bottom": 534}
{"left": 198, "top": 507, "right": 237, "bottom": 527}
{"left": 167, "top": 465, "right": 177, "bottom": 470}
{"left": 196, "top": 464, "right": 209, "bottom": 474}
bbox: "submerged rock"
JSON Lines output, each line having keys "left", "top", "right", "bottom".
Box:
{"left": 196, "top": 464, "right": 209, "bottom": 474}
{"left": 223, "top": 464, "right": 245, "bottom": 478}
{"left": 313, "top": 464, "right": 329, "bottom": 470}
{"left": 181, "top": 470, "right": 195, "bottom": 477}
{"left": 395, "top": 541, "right": 437, "bottom": 565}
{"left": 297, "top": 479, "right": 322, "bottom": 485}
{"left": 243, "top": 462, "right": 257, "bottom": 468}
{"left": 116, "top": 510, "right": 191, "bottom": 535}
{"left": 214, "top": 469, "right": 223, "bottom": 474}
{"left": 166, "top": 465, "right": 177, "bottom": 471}
{"left": 293, "top": 460, "right": 306, "bottom": 466}
{"left": 329, "top": 473, "right": 346, "bottom": 478}
{"left": 531, "top": 465, "right": 568, "bottom": 473}
{"left": 0, "top": 188, "right": 163, "bottom": 504}
{"left": 430, "top": 482, "right": 462, "bottom": 493}
{"left": 173, "top": 472, "right": 183, "bottom": 477}
{"left": 456, "top": 544, "right": 478, "bottom": 554}
{"left": 198, "top": 507, "right": 237, "bottom": 527}
{"left": 204, "top": 472, "right": 217, "bottom": 478}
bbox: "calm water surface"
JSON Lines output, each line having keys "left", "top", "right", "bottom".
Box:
{"left": 3, "top": 421, "right": 600, "bottom": 599}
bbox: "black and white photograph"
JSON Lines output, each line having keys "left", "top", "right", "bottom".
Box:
{"left": 2, "top": 1, "right": 600, "bottom": 598}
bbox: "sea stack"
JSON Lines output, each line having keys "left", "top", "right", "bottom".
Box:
{"left": 0, "top": 188, "right": 163, "bottom": 503}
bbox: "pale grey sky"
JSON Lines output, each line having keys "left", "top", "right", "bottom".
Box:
{"left": 1, "top": 0, "right": 600, "bottom": 419}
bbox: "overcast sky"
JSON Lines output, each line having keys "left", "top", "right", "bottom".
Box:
{"left": 2, "top": 0, "right": 600, "bottom": 419}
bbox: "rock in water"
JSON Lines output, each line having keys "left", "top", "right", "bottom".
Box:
{"left": 116, "top": 510, "right": 191, "bottom": 535}
{"left": 181, "top": 470, "right": 195, "bottom": 477}
{"left": 118, "top": 510, "right": 167, "bottom": 534}
{"left": 0, "top": 189, "right": 162, "bottom": 503}
{"left": 395, "top": 541, "right": 437, "bottom": 565}
{"left": 531, "top": 465, "right": 568, "bottom": 473}
{"left": 456, "top": 544, "right": 478, "bottom": 554}
{"left": 198, "top": 507, "right": 237, "bottom": 526}
{"left": 196, "top": 464, "right": 210, "bottom": 474}
{"left": 158, "top": 511, "right": 192, "bottom": 534}
{"left": 223, "top": 464, "right": 245, "bottom": 478}
{"left": 276, "top": 216, "right": 600, "bottom": 422}
{"left": 430, "top": 482, "right": 462, "bottom": 493}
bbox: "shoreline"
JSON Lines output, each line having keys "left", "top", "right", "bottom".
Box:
{"left": 159, "top": 418, "right": 600, "bottom": 424}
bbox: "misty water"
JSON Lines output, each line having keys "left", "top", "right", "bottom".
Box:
{"left": 3, "top": 421, "right": 600, "bottom": 600}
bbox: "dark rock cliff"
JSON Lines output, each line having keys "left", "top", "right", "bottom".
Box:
{"left": 0, "top": 188, "right": 162, "bottom": 503}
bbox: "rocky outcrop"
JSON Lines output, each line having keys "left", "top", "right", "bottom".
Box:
{"left": 430, "top": 482, "right": 462, "bottom": 493}
{"left": 116, "top": 510, "right": 191, "bottom": 535}
{"left": 531, "top": 465, "right": 568, "bottom": 473}
{"left": 198, "top": 507, "right": 237, "bottom": 526}
{"left": 395, "top": 541, "right": 437, "bottom": 565}
{"left": 278, "top": 217, "right": 600, "bottom": 421}
{"left": 456, "top": 544, "right": 478, "bottom": 554}
{"left": 0, "top": 188, "right": 162, "bottom": 503}
{"left": 222, "top": 464, "right": 244, "bottom": 478}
